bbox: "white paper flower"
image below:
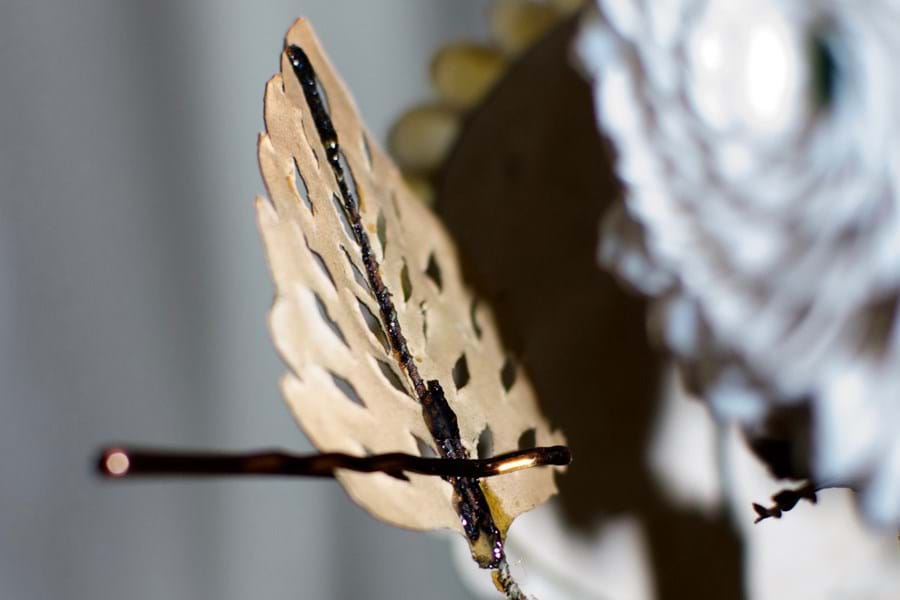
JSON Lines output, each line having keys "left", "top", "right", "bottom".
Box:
{"left": 578, "top": 0, "right": 900, "bottom": 527}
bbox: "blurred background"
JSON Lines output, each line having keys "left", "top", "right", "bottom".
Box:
{"left": 0, "top": 2, "right": 491, "bottom": 598}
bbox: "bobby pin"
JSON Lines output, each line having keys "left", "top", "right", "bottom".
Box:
{"left": 98, "top": 445, "right": 571, "bottom": 481}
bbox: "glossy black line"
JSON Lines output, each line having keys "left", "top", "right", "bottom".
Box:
{"left": 285, "top": 44, "right": 513, "bottom": 575}
{"left": 285, "top": 45, "right": 427, "bottom": 401}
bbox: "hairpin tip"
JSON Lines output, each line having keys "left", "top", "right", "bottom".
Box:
{"left": 98, "top": 448, "right": 131, "bottom": 478}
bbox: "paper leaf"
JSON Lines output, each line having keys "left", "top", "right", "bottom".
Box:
{"left": 255, "top": 18, "right": 565, "bottom": 566}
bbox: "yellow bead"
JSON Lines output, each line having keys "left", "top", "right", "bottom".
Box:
{"left": 431, "top": 43, "right": 507, "bottom": 108}
{"left": 549, "top": 0, "right": 584, "bottom": 15}
{"left": 491, "top": 0, "right": 563, "bottom": 55}
{"left": 388, "top": 104, "right": 460, "bottom": 174}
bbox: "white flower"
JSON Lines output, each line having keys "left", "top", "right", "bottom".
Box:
{"left": 578, "top": 0, "right": 900, "bottom": 528}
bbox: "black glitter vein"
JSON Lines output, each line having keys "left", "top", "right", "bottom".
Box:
{"left": 286, "top": 44, "right": 510, "bottom": 574}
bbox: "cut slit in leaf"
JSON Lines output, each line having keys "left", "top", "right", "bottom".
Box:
{"left": 401, "top": 261, "right": 413, "bottom": 302}
{"left": 331, "top": 192, "right": 355, "bottom": 240}
{"left": 376, "top": 358, "right": 408, "bottom": 396}
{"left": 413, "top": 434, "right": 439, "bottom": 458}
{"left": 293, "top": 158, "right": 313, "bottom": 212}
{"left": 342, "top": 246, "right": 369, "bottom": 290}
{"left": 331, "top": 371, "right": 365, "bottom": 407}
{"left": 255, "top": 18, "right": 565, "bottom": 592}
{"left": 501, "top": 357, "right": 517, "bottom": 391}
{"left": 306, "top": 239, "right": 335, "bottom": 289}
{"left": 376, "top": 210, "right": 387, "bottom": 254}
{"left": 420, "top": 301, "right": 429, "bottom": 342}
{"left": 478, "top": 425, "right": 494, "bottom": 458}
{"left": 470, "top": 299, "right": 483, "bottom": 339}
{"left": 362, "top": 133, "right": 374, "bottom": 170}
{"left": 453, "top": 353, "right": 471, "bottom": 390}
{"left": 357, "top": 297, "right": 389, "bottom": 353}
{"left": 517, "top": 428, "right": 536, "bottom": 451}
{"left": 314, "top": 292, "right": 347, "bottom": 347}
{"left": 425, "top": 252, "right": 443, "bottom": 290}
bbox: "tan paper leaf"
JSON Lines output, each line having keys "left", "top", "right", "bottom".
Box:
{"left": 255, "top": 18, "right": 565, "bottom": 578}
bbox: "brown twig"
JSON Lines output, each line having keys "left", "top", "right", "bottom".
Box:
{"left": 752, "top": 481, "right": 819, "bottom": 523}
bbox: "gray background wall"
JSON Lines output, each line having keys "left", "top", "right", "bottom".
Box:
{"left": 0, "top": 2, "right": 488, "bottom": 598}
